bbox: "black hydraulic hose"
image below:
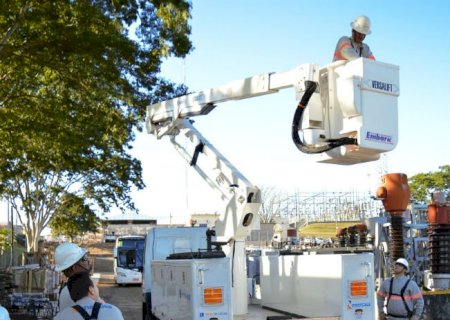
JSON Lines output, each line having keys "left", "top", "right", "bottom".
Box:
{"left": 298, "top": 80, "right": 318, "bottom": 108}
{"left": 291, "top": 80, "right": 357, "bottom": 154}
{"left": 190, "top": 142, "right": 204, "bottom": 166}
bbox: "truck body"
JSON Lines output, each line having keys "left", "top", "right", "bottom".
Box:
{"left": 260, "top": 252, "right": 375, "bottom": 319}
{"left": 142, "top": 226, "right": 208, "bottom": 319}
{"left": 151, "top": 257, "right": 232, "bottom": 320}
{"left": 113, "top": 235, "right": 145, "bottom": 285}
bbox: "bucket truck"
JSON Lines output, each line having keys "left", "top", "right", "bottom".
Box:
{"left": 145, "top": 57, "right": 400, "bottom": 319}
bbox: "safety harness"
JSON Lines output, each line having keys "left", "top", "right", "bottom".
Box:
{"left": 387, "top": 277, "right": 413, "bottom": 319}
{"left": 72, "top": 302, "right": 101, "bottom": 320}
{"left": 350, "top": 40, "right": 363, "bottom": 57}
{"left": 58, "top": 282, "right": 67, "bottom": 308}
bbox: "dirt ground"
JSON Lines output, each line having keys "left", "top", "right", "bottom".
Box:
{"left": 97, "top": 282, "right": 142, "bottom": 320}
{"left": 86, "top": 241, "right": 115, "bottom": 256}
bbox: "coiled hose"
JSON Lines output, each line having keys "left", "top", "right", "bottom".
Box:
{"left": 292, "top": 80, "right": 357, "bottom": 154}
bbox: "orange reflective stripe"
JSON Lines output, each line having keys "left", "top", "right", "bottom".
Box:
{"left": 334, "top": 51, "right": 345, "bottom": 60}
{"left": 334, "top": 42, "right": 351, "bottom": 61}
{"left": 388, "top": 292, "right": 422, "bottom": 301}
{"left": 410, "top": 292, "right": 423, "bottom": 300}
{"left": 338, "top": 41, "right": 352, "bottom": 51}
{"left": 388, "top": 296, "right": 405, "bottom": 301}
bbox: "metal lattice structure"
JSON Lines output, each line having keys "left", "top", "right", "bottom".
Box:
{"left": 271, "top": 191, "right": 384, "bottom": 223}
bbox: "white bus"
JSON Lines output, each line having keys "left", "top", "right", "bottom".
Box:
{"left": 113, "top": 235, "right": 145, "bottom": 285}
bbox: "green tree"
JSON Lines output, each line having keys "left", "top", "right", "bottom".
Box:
{"left": 50, "top": 193, "right": 99, "bottom": 242}
{"left": 0, "top": 0, "right": 193, "bottom": 252}
{"left": 0, "top": 228, "right": 12, "bottom": 255}
{"left": 409, "top": 165, "right": 450, "bottom": 203}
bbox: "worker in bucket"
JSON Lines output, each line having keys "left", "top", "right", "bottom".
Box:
{"left": 377, "top": 258, "right": 424, "bottom": 320}
{"left": 333, "top": 15, "right": 375, "bottom": 62}
{"left": 55, "top": 271, "right": 124, "bottom": 320}
{"left": 54, "top": 242, "right": 104, "bottom": 314}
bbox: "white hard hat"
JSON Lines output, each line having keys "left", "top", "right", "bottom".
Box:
{"left": 0, "top": 305, "right": 10, "bottom": 320}
{"left": 351, "top": 15, "right": 371, "bottom": 35}
{"left": 395, "top": 258, "right": 409, "bottom": 272}
{"left": 54, "top": 242, "right": 86, "bottom": 271}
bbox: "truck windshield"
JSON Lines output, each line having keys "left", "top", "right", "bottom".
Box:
{"left": 117, "top": 238, "right": 144, "bottom": 270}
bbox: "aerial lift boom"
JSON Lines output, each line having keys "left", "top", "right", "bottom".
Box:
{"left": 146, "top": 57, "right": 400, "bottom": 316}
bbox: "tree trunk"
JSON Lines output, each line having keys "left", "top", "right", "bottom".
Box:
{"left": 33, "top": 233, "right": 39, "bottom": 263}
{"left": 25, "top": 230, "right": 33, "bottom": 252}
{"left": 25, "top": 227, "right": 42, "bottom": 264}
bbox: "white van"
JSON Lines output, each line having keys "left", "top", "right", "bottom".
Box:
{"left": 142, "top": 226, "right": 209, "bottom": 320}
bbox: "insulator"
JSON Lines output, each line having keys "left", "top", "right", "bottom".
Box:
{"left": 389, "top": 215, "right": 404, "bottom": 264}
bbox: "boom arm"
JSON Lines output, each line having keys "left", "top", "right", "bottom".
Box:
{"left": 146, "top": 57, "right": 400, "bottom": 241}
{"left": 146, "top": 63, "right": 317, "bottom": 139}
{"left": 167, "top": 118, "right": 260, "bottom": 241}
{"left": 146, "top": 63, "right": 320, "bottom": 242}
{"left": 147, "top": 59, "right": 399, "bottom": 165}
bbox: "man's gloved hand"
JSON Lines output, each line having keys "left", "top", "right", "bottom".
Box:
{"left": 410, "top": 315, "right": 420, "bottom": 320}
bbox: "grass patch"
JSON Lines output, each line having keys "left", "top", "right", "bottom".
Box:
{"left": 299, "top": 221, "right": 361, "bottom": 238}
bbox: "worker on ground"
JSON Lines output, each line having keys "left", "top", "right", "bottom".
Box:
{"left": 55, "top": 271, "right": 124, "bottom": 320}
{"left": 377, "top": 258, "right": 424, "bottom": 320}
{"left": 333, "top": 15, "right": 375, "bottom": 62}
{"left": 54, "top": 242, "right": 104, "bottom": 314}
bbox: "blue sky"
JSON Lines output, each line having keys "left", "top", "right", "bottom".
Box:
{"left": 124, "top": 0, "right": 450, "bottom": 224}
{"left": 2, "top": 1, "right": 449, "bottom": 226}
